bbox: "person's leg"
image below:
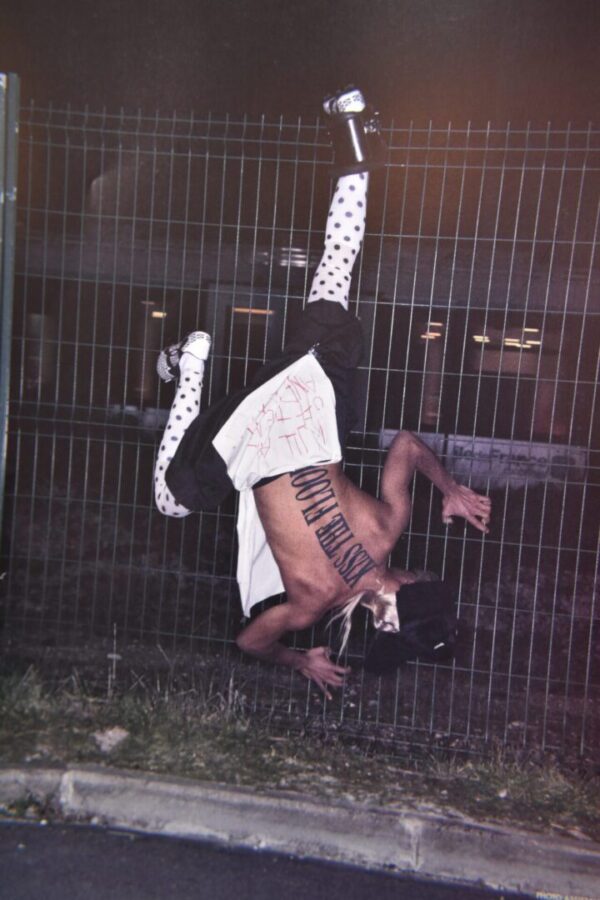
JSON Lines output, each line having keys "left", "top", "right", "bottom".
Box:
{"left": 154, "top": 331, "right": 211, "bottom": 517}
{"left": 306, "top": 85, "right": 384, "bottom": 310}
{"left": 307, "top": 171, "right": 369, "bottom": 310}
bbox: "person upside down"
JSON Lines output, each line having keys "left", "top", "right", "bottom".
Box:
{"left": 153, "top": 87, "right": 492, "bottom": 698}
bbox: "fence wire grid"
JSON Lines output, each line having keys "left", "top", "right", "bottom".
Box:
{"left": 1, "top": 101, "right": 599, "bottom": 757}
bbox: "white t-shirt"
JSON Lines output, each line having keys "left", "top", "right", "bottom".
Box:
{"left": 212, "top": 352, "right": 341, "bottom": 615}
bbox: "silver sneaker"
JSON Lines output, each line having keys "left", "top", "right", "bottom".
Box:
{"left": 323, "top": 87, "right": 366, "bottom": 116}
{"left": 156, "top": 331, "right": 211, "bottom": 383}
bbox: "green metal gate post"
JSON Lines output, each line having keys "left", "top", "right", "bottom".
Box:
{"left": 0, "top": 73, "right": 20, "bottom": 533}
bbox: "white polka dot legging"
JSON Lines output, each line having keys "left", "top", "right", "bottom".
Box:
{"left": 308, "top": 172, "right": 368, "bottom": 310}
{"left": 154, "top": 171, "right": 369, "bottom": 517}
{"left": 154, "top": 353, "right": 205, "bottom": 518}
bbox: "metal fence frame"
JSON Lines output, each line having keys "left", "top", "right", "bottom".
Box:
{"left": 1, "top": 92, "right": 598, "bottom": 758}
{"left": 0, "top": 74, "right": 19, "bottom": 531}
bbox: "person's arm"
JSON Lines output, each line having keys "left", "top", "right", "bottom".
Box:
{"left": 236, "top": 602, "right": 350, "bottom": 699}
{"left": 384, "top": 430, "right": 492, "bottom": 533}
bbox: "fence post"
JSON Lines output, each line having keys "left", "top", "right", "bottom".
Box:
{"left": 0, "top": 73, "right": 19, "bottom": 533}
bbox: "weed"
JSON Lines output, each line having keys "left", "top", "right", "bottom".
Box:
{"left": 0, "top": 667, "right": 599, "bottom": 841}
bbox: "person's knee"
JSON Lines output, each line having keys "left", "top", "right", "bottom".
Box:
{"left": 154, "top": 477, "right": 189, "bottom": 517}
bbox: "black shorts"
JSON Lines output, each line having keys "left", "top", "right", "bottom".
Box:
{"left": 165, "top": 301, "right": 364, "bottom": 511}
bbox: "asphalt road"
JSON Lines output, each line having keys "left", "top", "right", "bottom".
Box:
{"left": 0, "top": 820, "right": 530, "bottom": 900}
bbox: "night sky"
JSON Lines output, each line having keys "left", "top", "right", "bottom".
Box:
{"left": 2, "top": 0, "right": 599, "bottom": 123}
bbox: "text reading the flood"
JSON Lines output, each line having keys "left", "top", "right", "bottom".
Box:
{"left": 290, "top": 466, "right": 377, "bottom": 589}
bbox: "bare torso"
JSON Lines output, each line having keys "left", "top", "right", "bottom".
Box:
{"left": 238, "top": 433, "right": 491, "bottom": 696}
{"left": 253, "top": 462, "right": 410, "bottom": 612}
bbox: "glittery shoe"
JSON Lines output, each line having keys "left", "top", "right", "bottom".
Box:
{"left": 156, "top": 331, "right": 211, "bottom": 383}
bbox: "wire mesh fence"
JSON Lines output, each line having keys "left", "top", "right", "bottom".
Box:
{"left": 1, "top": 100, "right": 599, "bottom": 757}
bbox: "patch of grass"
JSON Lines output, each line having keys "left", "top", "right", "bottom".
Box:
{"left": 1, "top": 667, "right": 599, "bottom": 842}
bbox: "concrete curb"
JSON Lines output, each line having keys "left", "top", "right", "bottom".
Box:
{"left": 1, "top": 765, "right": 599, "bottom": 897}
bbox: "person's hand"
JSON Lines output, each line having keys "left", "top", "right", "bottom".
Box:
{"left": 297, "top": 646, "right": 351, "bottom": 700}
{"left": 442, "top": 484, "right": 492, "bottom": 534}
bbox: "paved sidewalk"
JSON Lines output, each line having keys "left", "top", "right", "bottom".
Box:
{"left": 1, "top": 765, "right": 599, "bottom": 898}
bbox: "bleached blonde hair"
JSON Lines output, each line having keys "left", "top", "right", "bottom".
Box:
{"left": 327, "top": 592, "right": 366, "bottom": 656}
{"left": 328, "top": 586, "right": 402, "bottom": 656}
{"left": 328, "top": 571, "right": 438, "bottom": 656}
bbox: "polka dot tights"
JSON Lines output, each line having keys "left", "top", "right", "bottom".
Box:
{"left": 154, "top": 174, "right": 368, "bottom": 517}
{"left": 307, "top": 172, "right": 368, "bottom": 309}
{"left": 154, "top": 353, "right": 205, "bottom": 517}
